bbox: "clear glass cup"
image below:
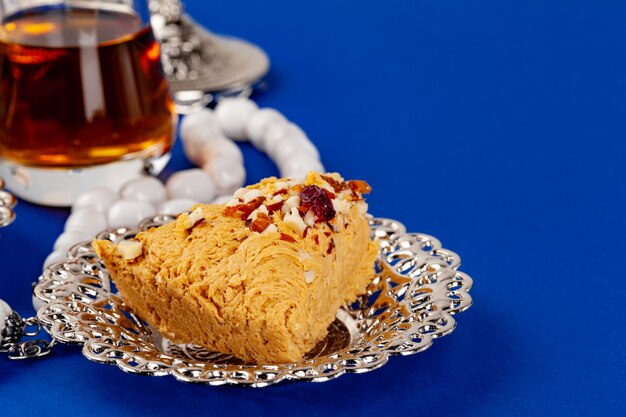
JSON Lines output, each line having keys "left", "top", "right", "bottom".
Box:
{"left": 0, "top": 0, "right": 176, "bottom": 206}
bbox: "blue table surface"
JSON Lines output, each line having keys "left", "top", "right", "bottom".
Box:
{"left": 2, "top": 0, "right": 625, "bottom": 415}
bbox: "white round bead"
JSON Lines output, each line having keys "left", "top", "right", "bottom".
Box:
{"left": 211, "top": 195, "right": 234, "bottom": 204}
{"left": 54, "top": 230, "right": 94, "bottom": 251}
{"left": 72, "top": 187, "right": 118, "bottom": 213}
{"left": 265, "top": 123, "right": 317, "bottom": 159}
{"left": 291, "top": 132, "right": 320, "bottom": 160}
{"left": 268, "top": 136, "right": 320, "bottom": 167}
{"left": 184, "top": 134, "right": 227, "bottom": 165}
{"left": 120, "top": 176, "right": 167, "bottom": 205}
{"left": 262, "top": 121, "right": 291, "bottom": 154}
{"left": 247, "top": 108, "right": 287, "bottom": 149}
{"left": 214, "top": 97, "right": 258, "bottom": 140}
{"left": 204, "top": 159, "right": 246, "bottom": 195}
{"left": 107, "top": 200, "right": 157, "bottom": 228}
{"left": 180, "top": 109, "right": 223, "bottom": 164}
{"left": 197, "top": 137, "right": 243, "bottom": 166}
{"left": 64, "top": 208, "right": 108, "bottom": 235}
{"left": 166, "top": 169, "right": 216, "bottom": 202}
{"left": 159, "top": 198, "right": 198, "bottom": 215}
{"left": 43, "top": 250, "right": 67, "bottom": 269}
{"left": 180, "top": 109, "right": 220, "bottom": 142}
{"left": 279, "top": 155, "right": 325, "bottom": 180}
{"left": 0, "top": 299, "right": 11, "bottom": 342}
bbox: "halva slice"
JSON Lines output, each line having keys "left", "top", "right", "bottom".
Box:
{"left": 93, "top": 172, "right": 377, "bottom": 363}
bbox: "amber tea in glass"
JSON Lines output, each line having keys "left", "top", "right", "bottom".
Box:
{"left": 0, "top": 1, "right": 175, "bottom": 205}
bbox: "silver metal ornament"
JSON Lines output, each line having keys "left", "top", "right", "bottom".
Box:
{"left": 0, "top": 299, "right": 56, "bottom": 360}
{"left": 150, "top": 0, "right": 269, "bottom": 113}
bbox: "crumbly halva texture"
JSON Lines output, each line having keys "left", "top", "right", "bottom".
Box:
{"left": 93, "top": 172, "right": 377, "bottom": 364}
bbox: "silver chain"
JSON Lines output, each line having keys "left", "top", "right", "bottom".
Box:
{"left": 0, "top": 311, "right": 56, "bottom": 360}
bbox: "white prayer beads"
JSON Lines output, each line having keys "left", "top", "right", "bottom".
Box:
{"left": 181, "top": 97, "right": 324, "bottom": 182}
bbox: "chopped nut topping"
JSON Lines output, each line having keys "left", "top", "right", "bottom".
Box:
{"left": 283, "top": 207, "right": 307, "bottom": 236}
{"left": 266, "top": 200, "right": 284, "bottom": 212}
{"left": 223, "top": 197, "right": 265, "bottom": 220}
{"left": 332, "top": 198, "right": 350, "bottom": 215}
{"left": 247, "top": 205, "right": 269, "bottom": 221}
{"left": 225, "top": 198, "right": 239, "bottom": 207}
{"left": 322, "top": 189, "right": 336, "bottom": 200}
{"left": 262, "top": 224, "right": 278, "bottom": 234}
{"left": 303, "top": 271, "right": 316, "bottom": 284}
{"left": 222, "top": 174, "right": 370, "bottom": 243}
{"left": 274, "top": 181, "right": 288, "bottom": 191}
{"left": 233, "top": 187, "right": 247, "bottom": 199}
{"left": 348, "top": 180, "right": 372, "bottom": 194}
{"left": 249, "top": 212, "right": 272, "bottom": 233}
{"left": 183, "top": 207, "right": 205, "bottom": 229}
{"left": 241, "top": 189, "right": 262, "bottom": 203}
{"left": 304, "top": 210, "right": 316, "bottom": 227}
{"left": 284, "top": 195, "right": 300, "bottom": 210}
{"left": 117, "top": 239, "right": 143, "bottom": 260}
{"left": 321, "top": 174, "right": 349, "bottom": 193}
{"left": 280, "top": 233, "right": 296, "bottom": 243}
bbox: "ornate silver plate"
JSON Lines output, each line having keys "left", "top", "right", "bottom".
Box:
{"left": 34, "top": 215, "right": 473, "bottom": 386}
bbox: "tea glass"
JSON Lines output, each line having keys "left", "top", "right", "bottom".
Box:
{"left": 0, "top": 0, "right": 176, "bottom": 206}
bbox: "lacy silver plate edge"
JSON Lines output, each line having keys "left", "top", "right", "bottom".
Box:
{"left": 34, "top": 215, "right": 473, "bottom": 387}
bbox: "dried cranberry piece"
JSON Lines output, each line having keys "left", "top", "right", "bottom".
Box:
{"left": 299, "top": 185, "right": 336, "bottom": 222}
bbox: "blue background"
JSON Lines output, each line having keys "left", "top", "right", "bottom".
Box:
{"left": 1, "top": 0, "right": 625, "bottom": 415}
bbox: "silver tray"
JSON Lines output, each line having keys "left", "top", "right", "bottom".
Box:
{"left": 34, "top": 215, "right": 473, "bottom": 386}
